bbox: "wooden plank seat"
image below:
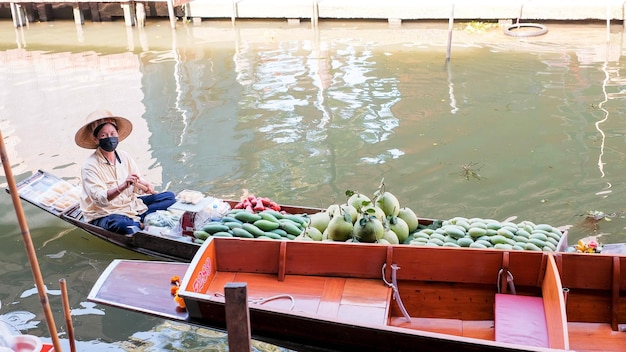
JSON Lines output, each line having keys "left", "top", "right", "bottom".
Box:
{"left": 494, "top": 293, "right": 549, "bottom": 347}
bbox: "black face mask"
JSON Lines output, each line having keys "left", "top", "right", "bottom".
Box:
{"left": 98, "top": 136, "right": 118, "bottom": 152}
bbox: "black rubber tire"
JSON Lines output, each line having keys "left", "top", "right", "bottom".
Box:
{"left": 504, "top": 23, "right": 548, "bottom": 37}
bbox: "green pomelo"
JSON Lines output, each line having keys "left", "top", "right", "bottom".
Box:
{"left": 381, "top": 229, "right": 400, "bottom": 245}
{"left": 309, "top": 211, "right": 331, "bottom": 233}
{"left": 397, "top": 207, "right": 419, "bottom": 233}
{"left": 353, "top": 215, "right": 384, "bottom": 243}
{"left": 361, "top": 205, "right": 386, "bottom": 222}
{"left": 341, "top": 203, "right": 358, "bottom": 224}
{"left": 327, "top": 204, "right": 340, "bottom": 215}
{"left": 327, "top": 211, "right": 354, "bottom": 241}
{"left": 328, "top": 203, "right": 357, "bottom": 224}
{"left": 322, "top": 228, "right": 329, "bottom": 241}
{"left": 303, "top": 226, "right": 323, "bottom": 241}
{"left": 348, "top": 192, "right": 371, "bottom": 212}
{"left": 294, "top": 234, "right": 314, "bottom": 241}
{"left": 388, "top": 216, "right": 410, "bottom": 243}
{"left": 376, "top": 191, "right": 400, "bottom": 217}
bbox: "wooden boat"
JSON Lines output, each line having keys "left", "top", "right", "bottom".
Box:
{"left": 10, "top": 170, "right": 326, "bottom": 262}
{"left": 88, "top": 236, "right": 626, "bottom": 351}
{"left": 16, "top": 169, "right": 558, "bottom": 263}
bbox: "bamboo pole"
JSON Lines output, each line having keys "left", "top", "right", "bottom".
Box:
{"left": 59, "top": 279, "right": 76, "bottom": 352}
{"left": 0, "top": 129, "right": 63, "bottom": 352}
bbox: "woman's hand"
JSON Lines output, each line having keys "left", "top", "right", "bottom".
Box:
{"left": 125, "top": 174, "right": 140, "bottom": 188}
{"left": 137, "top": 179, "right": 157, "bottom": 194}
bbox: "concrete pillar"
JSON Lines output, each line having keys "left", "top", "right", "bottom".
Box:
{"left": 73, "top": 4, "right": 84, "bottom": 25}
{"left": 136, "top": 2, "right": 146, "bottom": 27}
{"left": 121, "top": 2, "right": 136, "bottom": 27}
{"left": 167, "top": 0, "right": 176, "bottom": 28}
{"left": 312, "top": 0, "right": 318, "bottom": 27}
{"left": 231, "top": 0, "right": 238, "bottom": 25}
{"left": 10, "top": 3, "right": 28, "bottom": 28}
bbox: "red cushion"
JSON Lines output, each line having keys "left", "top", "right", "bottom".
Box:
{"left": 494, "top": 293, "right": 549, "bottom": 347}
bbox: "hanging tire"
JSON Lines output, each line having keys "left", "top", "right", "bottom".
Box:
{"left": 504, "top": 23, "right": 548, "bottom": 37}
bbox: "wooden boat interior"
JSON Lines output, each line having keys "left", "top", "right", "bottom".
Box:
{"left": 179, "top": 238, "right": 625, "bottom": 351}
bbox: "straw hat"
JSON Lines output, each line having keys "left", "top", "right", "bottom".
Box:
{"left": 75, "top": 109, "right": 133, "bottom": 149}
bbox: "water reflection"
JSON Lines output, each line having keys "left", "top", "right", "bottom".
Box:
{"left": 2, "top": 19, "right": 626, "bottom": 351}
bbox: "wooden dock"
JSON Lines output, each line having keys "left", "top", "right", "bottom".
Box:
{"left": 3, "top": 0, "right": 626, "bottom": 30}
{"left": 3, "top": 0, "right": 189, "bottom": 28}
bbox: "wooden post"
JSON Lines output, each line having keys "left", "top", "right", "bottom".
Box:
{"left": 59, "top": 279, "right": 76, "bottom": 352}
{"left": 224, "top": 282, "right": 251, "bottom": 352}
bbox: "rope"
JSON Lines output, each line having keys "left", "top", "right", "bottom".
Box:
{"left": 497, "top": 269, "right": 516, "bottom": 295}
{"left": 214, "top": 292, "right": 296, "bottom": 311}
{"left": 382, "top": 263, "right": 411, "bottom": 322}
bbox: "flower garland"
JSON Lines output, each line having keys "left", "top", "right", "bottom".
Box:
{"left": 170, "top": 275, "right": 186, "bottom": 309}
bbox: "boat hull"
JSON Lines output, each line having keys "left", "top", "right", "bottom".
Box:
{"left": 89, "top": 236, "right": 626, "bottom": 351}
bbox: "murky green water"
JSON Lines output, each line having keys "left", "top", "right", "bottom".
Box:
{"left": 1, "top": 18, "right": 626, "bottom": 350}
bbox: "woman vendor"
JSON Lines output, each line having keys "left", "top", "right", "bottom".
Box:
{"left": 75, "top": 109, "right": 176, "bottom": 234}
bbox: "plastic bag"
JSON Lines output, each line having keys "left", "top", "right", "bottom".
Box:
{"left": 144, "top": 210, "right": 180, "bottom": 229}
{"left": 193, "top": 198, "right": 232, "bottom": 230}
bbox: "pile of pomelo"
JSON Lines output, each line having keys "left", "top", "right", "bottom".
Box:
{"left": 294, "top": 179, "right": 418, "bottom": 245}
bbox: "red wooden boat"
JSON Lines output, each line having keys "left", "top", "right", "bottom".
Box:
{"left": 88, "top": 236, "right": 626, "bottom": 351}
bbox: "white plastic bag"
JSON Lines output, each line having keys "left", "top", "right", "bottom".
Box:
{"left": 144, "top": 210, "right": 180, "bottom": 229}
{"left": 193, "top": 199, "right": 231, "bottom": 230}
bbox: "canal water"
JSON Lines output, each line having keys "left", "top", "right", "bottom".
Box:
{"left": 1, "top": 18, "right": 626, "bottom": 350}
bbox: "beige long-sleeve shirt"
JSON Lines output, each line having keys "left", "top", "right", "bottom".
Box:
{"left": 79, "top": 149, "right": 148, "bottom": 223}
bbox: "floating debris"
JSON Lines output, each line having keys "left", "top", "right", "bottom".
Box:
{"left": 454, "top": 162, "right": 484, "bottom": 181}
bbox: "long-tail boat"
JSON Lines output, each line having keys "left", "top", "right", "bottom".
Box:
{"left": 88, "top": 236, "right": 625, "bottom": 351}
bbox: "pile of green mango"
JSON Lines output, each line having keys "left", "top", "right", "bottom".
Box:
{"left": 408, "top": 217, "right": 564, "bottom": 251}
{"left": 192, "top": 208, "right": 310, "bottom": 243}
